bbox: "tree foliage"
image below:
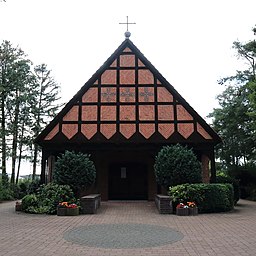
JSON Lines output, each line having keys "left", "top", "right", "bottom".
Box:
{"left": 0, "top": 41, "right": 33, "bottom": 184}
{"left": 209, "top": 26, "right": 256, "bottom": 168}
{"left": 21, "top": 183, "right": 77, "bottom": 214}
{"left": 30, "top": 64, "right": 62, "bottom": 179}
{"left": 0, "top": 40, "right": 61, "bottom": 186}
{"left": 154, "top": 144, "right": 202, "bottom": 189}
{"left": 53, "top": 151, "right": 96, "bottom": 195}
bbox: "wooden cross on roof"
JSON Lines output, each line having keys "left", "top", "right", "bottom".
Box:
{"left": 119, "top": 16, "right": 136, "bottom": 39}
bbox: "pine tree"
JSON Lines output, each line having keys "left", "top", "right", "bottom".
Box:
{"left": 30, "top": 64, "right": 62, "bottom": 180}
{"left": 0, "top": 41, "right": 30, "bottom": 185}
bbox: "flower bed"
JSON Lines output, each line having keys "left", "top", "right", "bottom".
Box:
{"left": 57, "top": 202, "right": 79, "bottom": 216}
{"left": 176, "top": 202, "right": 198, "bottom": 216}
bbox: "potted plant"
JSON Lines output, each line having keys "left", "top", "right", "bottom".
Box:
{"left": 57, "top": 202, "right": 68, "bottom": 216}
{"left": 176, "top": 202, "right": 189, "bottom": 216}
{"left": 15, "top": 201, "right": 22, "bottom": 211}
{"left": 187, "top": 201, "right": 198, "bottom": 215}
{"left": 57, "top": 202, "right": 79, "bottom": 216}
{"left": 66, "top": 203, "right": 79, "bottom": 216}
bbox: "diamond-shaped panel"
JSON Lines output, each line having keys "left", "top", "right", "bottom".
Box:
{"left": 81, "top": 124, "right": 97, "bottom": 139}
{"left": 120, "top": 124, "right": 136, "bottom": 139}
{"left": 139, "top": 124, "right": 155, "bottom": 139}
{"left": 62, "top": 124, "right": 78, "bottom": 139}
{"left": 177, "top": 123, "right": 194, "bottom": 139}
{"left": 100, "top": 124, "right": 116, "bottom": 139}
{"left": 158, "top": 124, "right": 175, "bottom": 139}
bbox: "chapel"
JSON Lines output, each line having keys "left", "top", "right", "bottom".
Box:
{"left": 35, "top": 31, "right": 221, "bottom": 201}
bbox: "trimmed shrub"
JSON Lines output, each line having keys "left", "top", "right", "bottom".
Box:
{"left": 215, "top": 174, "right": 240, "bottom": 204}
{"left": 169, "top": 183, "right": 234, "bottom": 213}
{"left": 53, "top": 151, "right": 96, "bottom": 195}
{"left": 154, "top": 144, "right": 202, "bottom": 189}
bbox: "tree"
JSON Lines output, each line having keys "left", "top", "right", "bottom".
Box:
{"left": 0, "top": 41, "right": 32, "bottom": 185}
{"left": 209, "top": 26, "right": 256, "bottom": 168}
{"left": 30, "top": 64, "right": 62, "bottom": 180}
{"left": 0, "top": 41, "right": 62, "bottom": 185}
{"left": 53, "top": 151, "right": 96, "bottom": 196}
{"left": 209, "top": 84, "right": 255, "bottom": 167}
{"left": 7, "top": 60, "right": 35, "bottom": 184}
{"left": 154, "top": 144, "right": 202, "bottom": 189}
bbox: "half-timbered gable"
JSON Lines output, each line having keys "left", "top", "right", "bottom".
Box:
{"left": 36, "top": 38, "right": 221, "bottom": 200}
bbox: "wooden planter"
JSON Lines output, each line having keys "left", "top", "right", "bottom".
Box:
{"left": 176, "top": 207, "right": 189, "bottom": 216}
{"left": 66, "top": 207, "right": 79, "bottom": 216}
{"left": 15, "top": 202, "right": 22, "bottom": 211}
{"left": 189, "top": 207, "right": 198, "bottom": 216}
{"left": 57, "top": 207, "right": 67, "bottom": 216}
{"left": 57, "top": 207, "right": 79, "bottom": 216}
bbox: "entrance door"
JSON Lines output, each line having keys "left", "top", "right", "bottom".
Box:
{"left": 108, "top": 163, "right": 148, "bottom": 200}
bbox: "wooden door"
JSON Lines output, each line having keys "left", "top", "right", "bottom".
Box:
{"left": 108, "top": 163, "right": 148, "bottom": 200}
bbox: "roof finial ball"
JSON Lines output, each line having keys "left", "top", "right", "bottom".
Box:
{"left": 125, "top": 31, "right": 131, "bottom": 39}
{"left": 119, "top": 16, "right": 136, "bottom": 39}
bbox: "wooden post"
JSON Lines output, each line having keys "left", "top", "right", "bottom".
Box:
{"left": 210, "top": 149, "right": 216, "bottom": 183}
{"left": 40, "top": 149, "right": 46, "bottom": 184}
{"left": 47, "top": 155, "right": 55, "bottom": 183}
{"left": 201, "top": 154, "right": 210, "bottom": 183}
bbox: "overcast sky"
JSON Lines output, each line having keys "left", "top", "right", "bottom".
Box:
{"left": 1, "top": 0, "right": 256, "bottom": 120}
{"left": 1, "top": 0, "right": 256, "bottom": 175}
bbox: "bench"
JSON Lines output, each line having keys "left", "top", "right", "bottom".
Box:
{"left": 80, "top": 194, "right": 101, "bottom": 214}
{"left": 155, "top": 194, "right": 173, "bottom": 214}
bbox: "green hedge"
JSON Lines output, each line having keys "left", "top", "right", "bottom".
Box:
{"left": 169, "top": 183, "right": 234, "bottom": 213}
{"left": 215, "top": 175, "right": 240, "bottom": 204}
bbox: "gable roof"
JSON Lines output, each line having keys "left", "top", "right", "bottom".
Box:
{"left": 35, "top": 39, "right": 221, "bottom": 146}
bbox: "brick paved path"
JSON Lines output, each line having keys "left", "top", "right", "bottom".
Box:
{"left": 1, "top": 199, "right": 256, "bottom": 256}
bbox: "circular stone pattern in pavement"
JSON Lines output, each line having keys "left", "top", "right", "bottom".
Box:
{"left": 64, "top": 223, "right": 184, "bottom": 249}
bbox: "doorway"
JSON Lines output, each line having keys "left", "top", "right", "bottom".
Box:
{"left": 108, "top": 162, "right": 148, "bottom": 200}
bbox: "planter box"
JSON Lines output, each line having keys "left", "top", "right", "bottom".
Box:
{"left": 57, "top": 207, "right": 79, "bottom": 216}
{"left": 15, "top": 203, "right": 22, "bottom": 211}
{"left": 66, "top": 207, "right": 79, "bottom": 216}
{"left": 57, "top": 207, "right": 67, "bottom": 216}
{"left": 189, "top": 207, "right": 198, "bottom": 216}
{"left": 176, "top": 207, "right": 189, "bottom": 216}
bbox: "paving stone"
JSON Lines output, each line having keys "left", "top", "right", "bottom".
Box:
{"left": 0, "top": 200, "right": 256, "bottom": 256}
